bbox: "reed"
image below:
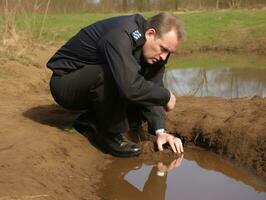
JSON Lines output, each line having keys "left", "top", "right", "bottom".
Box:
{"left": 0, "top": 0, "right": 51, "bottom": 60}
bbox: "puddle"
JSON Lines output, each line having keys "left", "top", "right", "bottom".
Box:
{"left": 98, "top": 147, "right": 266, "bottom": 200}
{"left": 165, "top": 67, "right": 266, "bottom": 98}
{"left": 165, "top": 52, "right": 266, "bottom": 98}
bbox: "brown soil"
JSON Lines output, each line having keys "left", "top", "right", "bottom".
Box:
{"left": 0, "top": 45, "right": 111, "bottom": 200}
{"left": 166, "top": 96, "right": 266, "bottom": 178}
{"left": 0, "top": 44, "right": 265, "bottom": 199}
{"left": 137, "top": 96, "right": 266, "bottom": 179}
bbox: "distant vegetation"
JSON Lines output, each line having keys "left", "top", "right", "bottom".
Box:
{"left": 0, "top": 0, "right": 265, "bottom": 61}
{"left": 0, "top": 0, "right": 265, "bottom": 13}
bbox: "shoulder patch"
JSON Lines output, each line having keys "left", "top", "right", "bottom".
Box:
{"left": 131, "top": 29, "right": 142, "bottom": 41}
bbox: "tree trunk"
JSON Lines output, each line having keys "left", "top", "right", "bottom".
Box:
{"left": 216, "top": 0, "right": 220, "bottom": 9}
{"left": 228, "top": 0, "right": 242, "bottom": 8}
{"left": 199, "top": 0, "right": 202, "bottom": 9}
{"left": 137, "top": 0, "right": 144, "bottom": 11}
{"left": 174, "top": 0, "right": 179, "bottom": 11}
{"left": 122, "top": 0, "right": 128, "bottom": 12}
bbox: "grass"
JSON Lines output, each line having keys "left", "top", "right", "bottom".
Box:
{"left": 0, "top": 9, "right": 266, "bottom": 58}
{"left": 178, "top": 10, "right": 266, "bottom": 52}
{"left": 167, "top": 52, "right": 266, "bottom": 69}
{"left": 12, "top": 9, "right": 266, "bottom": 52}
{"left": 14, "top": 13, "right": 121, "bottom": 40}
{"left": 1, "top": 10, "right": 266, "bottom": 51}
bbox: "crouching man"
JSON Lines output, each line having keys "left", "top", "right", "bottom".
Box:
{"left": 47, "top": 12, "right": 185, "bottom": 157}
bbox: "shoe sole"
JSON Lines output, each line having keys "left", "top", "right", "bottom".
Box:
{"left": 107, "top": 149, "right": 142, "bottom": 158}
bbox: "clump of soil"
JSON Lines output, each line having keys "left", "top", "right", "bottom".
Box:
{"left": 138, "top": 96, "right": 266, "bottom": 178}
{"left": 128, "top": 95, "right": 266, "bottom": 179}
{"left": 169, "top": 96, "right": 266, "bottom": 178}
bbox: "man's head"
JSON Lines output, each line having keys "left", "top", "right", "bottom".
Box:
{"left": 142, "top": 12, "right": 185, "bottom": 64}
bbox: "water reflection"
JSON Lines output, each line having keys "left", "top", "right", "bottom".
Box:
{"left": 165, "top": 68, "right": 266, "bottom": 98}
{"left": 124, "top": 155, "right": 184, "bottom": 193}
{"left": 98, "top": 147, "right": 266, "bottom": 200}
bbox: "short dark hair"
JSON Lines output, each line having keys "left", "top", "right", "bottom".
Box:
{"left": 146, "top": 12, "right": 186, "bottom": 42}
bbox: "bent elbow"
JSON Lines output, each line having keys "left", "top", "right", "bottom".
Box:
{"left": 119, "top": 86, "right": 138, "bottom": 101}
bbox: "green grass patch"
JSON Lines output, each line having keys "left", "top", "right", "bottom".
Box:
{"left": 178, "top": 10, "right": 266, "bottom": 51}
{"left": 167, "top": 52, "right": 266, "bottom": 69}
{"left": 15, "top": 12, "right": 126, "bottom": 40}
{"left": 1, "top": 9, "right": 266, "bottom": 52}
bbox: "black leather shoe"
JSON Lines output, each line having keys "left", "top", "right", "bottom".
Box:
{"left": 73, "top": 112, "right": 142, "bottom": 157}
{"left": 103, "top": 133, "right": 142, "bottom": 157}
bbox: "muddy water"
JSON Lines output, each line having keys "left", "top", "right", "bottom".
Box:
{"left": 98, "top": 146, "right": 266, "bottom": 200}
{"left": 165, "top": 52, "right": 266, "bottom": 98}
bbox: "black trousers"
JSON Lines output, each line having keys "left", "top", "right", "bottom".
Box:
{"left": 49, "top": 65, "right": 165, "bottom": 134}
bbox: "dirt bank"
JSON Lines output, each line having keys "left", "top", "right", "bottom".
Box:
{"left": 137, "top": 96, "right": 266, "bottom": 178}
{"left": 0, "top": 47, "right": 112, "bottom": 200}
{"left": 166, "top": 96, "right": 266, "bottom": 178}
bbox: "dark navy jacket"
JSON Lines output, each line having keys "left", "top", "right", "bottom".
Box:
{"left": 47, "top": 14, "right": 170, "bottom": 107}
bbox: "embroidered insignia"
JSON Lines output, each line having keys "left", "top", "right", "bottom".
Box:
{"left": 131, "top": 30, "right": 142, "bottom": 41}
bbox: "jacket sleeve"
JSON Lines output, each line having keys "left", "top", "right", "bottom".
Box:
{"left": 97, "top": 29, "right": 170, "bottom": 106}
{"left": 143, "top": 65, "right": 167, "bottom": 134}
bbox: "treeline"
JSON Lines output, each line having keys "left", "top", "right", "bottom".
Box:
{"left": 0, "top": 0, "right": 266, "bottom": 14}
{"left": 91, "top": 0, "right": 266, "bottom": 12}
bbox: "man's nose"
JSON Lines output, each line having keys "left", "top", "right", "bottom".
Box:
{"left": 160, "top": 52, "right": 168, "bottom": 61}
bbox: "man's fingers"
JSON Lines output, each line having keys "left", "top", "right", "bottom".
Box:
{"left": 174, "top": 140, "right": 181, "bottom": 154}
{"left": 174, "top": 138, "right": 183, "bottom": 153}
{"left": 168, "top": 138, "right": 177, "bottom": 153}
{"left": 180, "top": 139, "right": 184, "bottom": 153}
{"left": 157, "top": 140, "right": 164, "bottom": 151}
{"left": 157, "top": 133, "right": 184, "bottom": 154}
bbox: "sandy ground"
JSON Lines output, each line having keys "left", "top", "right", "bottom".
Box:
{"left": 0, "top": 44, "right": 265, "bottom": 199}
{"left": 0, "top": 47, "right": 111, "bottom": 200}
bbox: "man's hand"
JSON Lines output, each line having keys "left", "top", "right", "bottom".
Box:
{"left": 156, "top": 132, "right": 184, "bottom": 154}
{"left": 157, "top": 154, "right": 184, "bottom": 173}
{"left": 165, "top": 92, "right": 176, "bottom": 112}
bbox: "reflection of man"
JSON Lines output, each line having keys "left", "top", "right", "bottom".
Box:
{"left": 156, "top": 154, "right": 184, "bottom": 177}
{"left": 47, "top": 12, "right": 185, "bottom": 157}
{"left": 118, "top": 156, "right": 184, "bottom": 200}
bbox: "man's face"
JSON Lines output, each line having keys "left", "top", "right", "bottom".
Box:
{"left": 142, "top": 28, "right": 179, "bottom": 64}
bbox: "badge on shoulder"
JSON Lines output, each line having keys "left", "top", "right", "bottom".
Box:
{"left": 131, "top": 30, "right": 142, "bottom": 41}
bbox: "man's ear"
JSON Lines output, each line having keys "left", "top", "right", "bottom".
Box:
{"left": 145, "top": 28, "right": 156, "bottom": 39}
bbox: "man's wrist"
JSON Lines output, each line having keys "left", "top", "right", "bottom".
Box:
{"left": 155, "top": 129, "right": 166, "bottom": 135}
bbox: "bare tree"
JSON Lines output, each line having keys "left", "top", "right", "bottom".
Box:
{"left": 216, "top": 0, "right": 220, "bottom": 9}
{"left": 146, "top": 0, "right": 151, "bottom": 11}
{"left": 174, "top": 0, "right": 180, "bottom": 11}
{"left": 136, "top": 0, "right": 145, "bottom": 11}
{"left": 198, "top": 0, "right": 202, "bottom": 10}
{"left": 228, "top": 0, "right": 242, "bottom": 8}
{"left": 122, "top": 0, "right": 128, "bottom": 12}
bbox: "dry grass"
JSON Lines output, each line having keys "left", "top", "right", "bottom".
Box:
{"left": 0, "top": 0, "right": 51, "bottom": 62}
